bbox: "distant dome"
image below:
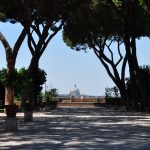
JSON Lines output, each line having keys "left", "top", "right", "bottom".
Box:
{"left": 70, "top": 84, "right": 81, "bottom": 98}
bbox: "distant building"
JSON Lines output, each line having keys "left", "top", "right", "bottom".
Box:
{"left": 70, "top": 84, "right": 81, "bottom": 99}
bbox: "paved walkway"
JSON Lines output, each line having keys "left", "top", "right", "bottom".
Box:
{"left": 0, "top": 107, "right": 150, "bottom": 150}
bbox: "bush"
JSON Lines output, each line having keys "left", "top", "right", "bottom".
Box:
{"left": 106, "top": 97, "right": 123, "bottom": 107}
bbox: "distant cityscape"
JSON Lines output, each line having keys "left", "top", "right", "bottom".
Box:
{"left": 44, "top": 84, "right": 105, "bottom": 100}
{"left": 58, "top": 94, "right": 105, "bottom": 99}
{"left": 57, "top": 84, "right": 105, "bottom": 99}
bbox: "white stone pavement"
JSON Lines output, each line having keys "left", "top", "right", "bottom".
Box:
{"left": 0, "top": 107, "right": 150, "bottom": 150}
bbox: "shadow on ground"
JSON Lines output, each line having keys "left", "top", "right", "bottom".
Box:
{"left": 0, "top": 107, "right": 150, "bottom": 149}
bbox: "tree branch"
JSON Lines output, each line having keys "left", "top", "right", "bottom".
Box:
{"left": 31, "top": 24, "right": 42, "bottom": 38}
{"left": 40, "top": 22, "right": 63, "bottom": 56}
{"left": 0, "top": 32, "right": 11, "bottom": 51}
{"left": 90, "top": 40, "right": 117, "bottom": 83}
{"left": 91, "top": 38, "right": 121, "bottom": 85}
{"left": 28, "top": 31, "right": 35, "bottom": 55}
{"left": 106, "top": 0, "right": 122, "bottom": 17}
{"left": 30, "top": 29, "right": 37, "bottom": 48}
{"left": 115, "top": 40, "right": 123, "bottom": 66}
{"left": 96, "top": 50, "right": 118, "bottom": 85}
{"left": 0, "top": 32, "right": 14, "bottom": 68}
{"left": 106, "top": 40, "right": 114, "bottom": 62}
{"left": 92, "top": 35, "right": 113, "bottom": 65}
{"left": 121, "top": 53, "right": 127, "bottom": 82}
{"left": 13, "top": 27, "right": 27, "bottom": 60}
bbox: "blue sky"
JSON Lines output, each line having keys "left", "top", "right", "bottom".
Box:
{"left": 0, "top": 23, "right": 150, "bottom": 96}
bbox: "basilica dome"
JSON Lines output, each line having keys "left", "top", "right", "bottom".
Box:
{"left": 70, "top": 84, "right": 81, "bottom": 98}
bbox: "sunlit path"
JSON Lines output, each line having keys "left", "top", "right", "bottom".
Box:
{"left": 0, "top": 107, "right": 150, "bottom": 149}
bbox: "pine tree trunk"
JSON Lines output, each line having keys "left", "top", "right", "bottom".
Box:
{"left": 5, "top": 60, "right": 15, "bottom": 106}
{"left": 118, "top": 87, "right": 127, "bottom": 106}
{"left": 22, "top": 56, "right": 39, "bottom": 121}
{"left": 5, "top": 86, "right": 14, "bottom": 105}
{"left": 0, "top": 28, "right": 27, "bottom": 109}
{"left": 123, "top": 36, "right": 142, "bottom": 111}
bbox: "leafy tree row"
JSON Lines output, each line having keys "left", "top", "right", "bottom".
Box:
{"left": 0, "top": 68, "right": 46, "bottom": 108}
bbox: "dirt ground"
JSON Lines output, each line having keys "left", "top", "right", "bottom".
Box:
{"left": 0, "top": 107, "right": 150, "bottom": 150}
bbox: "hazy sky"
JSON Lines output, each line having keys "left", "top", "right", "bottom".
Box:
{"left": 0, "top": 23, "right": 150, "bottom": 96}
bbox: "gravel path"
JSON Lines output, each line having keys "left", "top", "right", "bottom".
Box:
{"left": 0, "top": 107, "right": 150, "bottom": 150}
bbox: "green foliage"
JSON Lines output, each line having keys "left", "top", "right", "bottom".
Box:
{"left": 37, "top": 68, "right": 47, "bottom": 86}
{"left": 0, "top": 0, "right": 24, "bottom": 23}
{"left": 0, "top": 67, "right": 47, "bottom": 100}
{"left": 105, "top": 87, "right": 112, "bottom": 97}
{"left": 0, "top": 68, "right": 7, "bottom": 83}
{"left": 113, "top": 86, "right": 120, "bottom": 97}
{"left": 0, "top": 68, "right": 18, "bottom": 87}
{"left": 139, "top": 65, "right": 150, "bottom": 96}
{"left": 0, "top": 0, "right": 70, "bottom": 25}
{"left": 106, "top": 97, "right": 122, "bottom": 106}
{"left": 105, "top": 85, "right": 121, "bottom": 106}
{"left": 105, "top": 86, "right": 119, "bottom": 98}
{"left": 63, "top": 0, "right": 150, "bottom": 51}
{"left": 126, "top": 65, "right": 150, "bottom": 96}
{"left": 45, "top": 88, "right": 58, "bottom": 102}
{"left": 0, "top": 12, "right": 5, "bottom": 20}
{"left": 63, "top": 0, "right": 121, "bottom": 51}
{"left": 34, "top": 68, "right": 47, "bottom": 102}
